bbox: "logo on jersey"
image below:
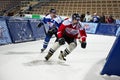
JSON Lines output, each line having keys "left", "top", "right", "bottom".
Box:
{"left": 65, "top": 27, "right": 79, "bottom": 35}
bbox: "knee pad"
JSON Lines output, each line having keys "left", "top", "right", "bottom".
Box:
{"left": 51, "top": 42, "right": 61, "bottom": 51}
{"left": 63, "top": 42, "right": 77, "bottom": 57}
{"left": 68, "top": 42, "right": 77, "bottom": 51}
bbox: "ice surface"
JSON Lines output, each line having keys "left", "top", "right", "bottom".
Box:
{"left": 0, "top": 34, "right": 120, "bottom": 80}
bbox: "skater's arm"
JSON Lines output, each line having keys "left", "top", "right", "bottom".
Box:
{"left": 79, "top": 28, "right": 87, "bottom": 42}
{"left": 57, "top": 24, "right": 66, "bottom": 38}
{"left": 37, "top": 17, "right": 50, "bottom": 27}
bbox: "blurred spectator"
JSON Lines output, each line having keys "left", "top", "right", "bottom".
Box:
{"left": 28, "top": 4, "right": 32, "bottom": 11}
{"left": 0, "top": 10, "right": 6, "bottom": 16}
{"left": 7, "top": 12, "right": 14, "bottom": 16}
{"left": 0, "top": 11, "right": 3, "bottom": 16}
{"left": 106, "top": 15, "right": 115, "bottom": 23}
{"left": 80, "top": 14, "right": 85, "bottom": 22}
{"left": 84, "top": 12, "right": 92, "bottom": 22}
{"left": 19, "top": 10, "right": 25, "bottom": 17}
{"left": 92, "top": 13, "right": 100, "bottom": 23}
{"left": 100, "top": 13, "right": 105, "bottom": 23}
{"left": 45, "top": 13, "right": 49, "bottom": 16}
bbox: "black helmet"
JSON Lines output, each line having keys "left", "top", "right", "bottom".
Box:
{"left": 49, "top": 8, "right": 56, "bottom": 13}
{"left": 72, "top": 13, "right": 80, "bottom": 20}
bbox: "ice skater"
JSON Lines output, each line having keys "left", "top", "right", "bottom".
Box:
{"left": 38, "top": 9, "right": 62, "bottom": 53}
{"left": 45, "top": 13, "right": 87, "bottom": 61}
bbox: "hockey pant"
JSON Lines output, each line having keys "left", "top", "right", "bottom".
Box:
{"left": 43, "top": 33, "right": 57, "bottom": 49}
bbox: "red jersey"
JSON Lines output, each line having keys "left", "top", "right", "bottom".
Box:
{"left": 57, "top": 18, "right": 87, "bottom": 41}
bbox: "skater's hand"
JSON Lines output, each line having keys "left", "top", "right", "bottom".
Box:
{"left": 81, "top": 42, "right": 87, "bottom": 49}
{"left": 37, "top": 22, "right": 44, "bottom": 28}
{"left": 48, "top": 27, "right": 57, "bottom": 34}
{"left": 58, "top": 38, "right": 65, "bottom": 45}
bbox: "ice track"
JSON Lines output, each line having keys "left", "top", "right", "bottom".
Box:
{"left": 0, "top": 34, "right": 120, "bottom": 80}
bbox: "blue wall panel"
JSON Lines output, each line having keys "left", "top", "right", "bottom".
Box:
{"left": 29, "top": 19, "right": 46, "bottom": 40}
{"left": 115, "top": 25, "right": 120, "bottom": 36}
{"left": 7, "top": 19, "right": 34, "bottom": 43}
{"left": 82, "top": 22, "right": 98, "bottom": 34}
{"left": 96, "top": 23, "right": 117, "bottom": 36}
{"left": 101, "top": 34, "right": 120, "bottom": 76}
{"left": 0, "top": 19, "right": 12, "bottom": 45}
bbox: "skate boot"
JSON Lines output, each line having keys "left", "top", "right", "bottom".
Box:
{"left": 41, "top": 48, "right": 45, "bottom": 53}
{"left": 45, "top": 48, "right": 55, "bottom": 61}
{"left": 58, "top": 51, "right": 66, "bottom": 61}
{"left": 45, "top": 53, "right": 53, "bottom": 61}
{"left": 81, "top": 42, "right": 87, "bottom": 48}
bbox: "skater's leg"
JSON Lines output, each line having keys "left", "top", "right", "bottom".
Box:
{"left": 59, "top": 42, "right": 77, "bottom": 61}
{"left": 41, "top": 34, "right": 52, "bottom": 53}
{"left": 45, "top": 42, "right": 61, "bottom": 60}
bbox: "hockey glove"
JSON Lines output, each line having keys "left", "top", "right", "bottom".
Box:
{"left": 48, "top": 28, "right": 57, "bottom": 34}
{"left": 37, "top": 22, "right": 44, "bottom": 28}
{"left": 58, "top": 38, "right": 65, "bottom": 45}
{"left": 81, "top": 42, "right": 87, "bottom": 49}
{"left": 52, "top": 27, "right": 57, "bottom": 34}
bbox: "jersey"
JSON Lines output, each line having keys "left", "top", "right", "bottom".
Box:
{"left": 57, "top": 18, "right": 87, "bottom": 42}
{"left": 92, "top": 16, "right": 100, "bottom": 23}
{"left": 84, "top": 14, "right": 92, "bottom": 22}
{"left": 43, "top": 14, "right": 62, "bottom": 29}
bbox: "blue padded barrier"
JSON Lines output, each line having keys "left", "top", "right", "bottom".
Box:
{"left": 82, "top": 22, "right": 98, "bottom": 34}
{"left": 115, "top": 24, "right": 120, "bottom": 36}
{"left": 7, "top": 18, "right": 34, "bottom": 43}
{"left": 116, "top": 19, "right": 120, "bottom": 24}
{"left": 101, "top": 34, "right": 120, "bottom": 76}
{"left": 0, "top": 18, "right": 12, "bottom": 45}
{"left": 96, "top": 23, "right": 118, "bottom": 36}
{"left": 28, "top": 19, "right": 46, "bottom": 40}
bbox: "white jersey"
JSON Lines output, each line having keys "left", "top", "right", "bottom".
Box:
{"left": 43, "top": 14, "right": 62, "bottom": 29}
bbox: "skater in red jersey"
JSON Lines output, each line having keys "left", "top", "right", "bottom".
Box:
{"left": 45, "top": 13, "right": 87, "bottom": 61}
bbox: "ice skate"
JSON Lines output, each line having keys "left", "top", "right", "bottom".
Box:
{"left": 45, "top": 53, "right": 53, "bottom": 61}
{"left": 58, "top": 51, "right": 66, "bottom": 61}
{"left": 41, "top": 48, "right": 45, "bottom": 53}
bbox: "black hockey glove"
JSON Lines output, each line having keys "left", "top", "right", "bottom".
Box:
{"left": 37, "top": 22, "right": 44, "bottom": 28}
{"left": 48, "top": 27, "right": 57, "bottom": 34}
{"left": 52, "top": 27, "right": 57, "bottom": 34}
{"left": 81, "top": 42, "right": 87, "bottom": 49}
{"left": 58, "top": 38, "right": 65, "bottom": 45}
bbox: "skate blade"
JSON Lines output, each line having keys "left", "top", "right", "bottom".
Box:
{"left": 58, "top": 53, "right": 66, "bottom": 61}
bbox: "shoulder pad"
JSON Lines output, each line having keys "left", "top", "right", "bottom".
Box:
{"left": 62, "top": 18, "right": 72, "bottom": 26}
{"left": 54, "top": 15, "right": 62, "bottom": 23}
